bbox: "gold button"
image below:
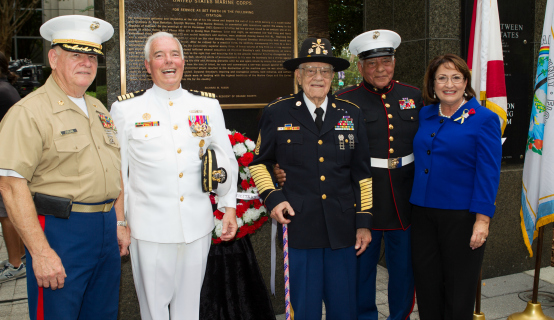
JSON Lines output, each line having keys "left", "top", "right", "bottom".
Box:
{"left": 389, "top": 136, "right": 394, "bottom": 142}
{"left": 381, "top": 94, "right": 386, "bottom": 99}
{"left": 58, "top": 100, "right": 64, "bottom": 106}
{"left": 319, "top": 157, "right": 324, "bottom": 162}
{"left": 287, "top": 139, "right": 291, "bottom": 143}
{"left": 385, "top": 103, "right": 390, "bottom": 108}
{"left": 411, "top": 117, "right": 414, "bottom": 120}
{"left": 388, "top": 114, "right": 393, "bottom": 119}
{"left": 318, "top": 140, "right": 323, "bottom": 145}
{"left": 322, "top": 194, "right": 327, "bottom": 200}
{"left": 145, "top": 134, "right": 148, "bottom": 137}
{"left": 169, "top": 101, "right": 174, "bottom": 106}
{"left": 389, "top": 124, "right": 394, "bottom": 130}
{"left": 180, "top": 196, "right": 184, "bottom": 202}
{"left": 389, "top": 148, "right": 394, "bottom": 154}
{"left": 320, "top": 175, "right": 325, "bottom": 181}
{"left": 345, "top": 139, "right": 349, "bottom": 143}
{"left": 177, "top": 148, "right": 182, "bottom": 154}
{"left": 93, "top": 104, "right": 97, "bottom": 108}
{"left": 332, "top": 103, "right": 336, "bottom": 108}
{"left": 354, "top": 203, "right": 356, "bottom": 207}
{"left": 179, "top": 173, "right": 183, "bottom": 178}
{"left": 174, "top": 125, "right": 178, "bottom": 130}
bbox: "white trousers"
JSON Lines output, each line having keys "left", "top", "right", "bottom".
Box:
{"left": 130, "top": 233, "right": 211, "bottom": 320}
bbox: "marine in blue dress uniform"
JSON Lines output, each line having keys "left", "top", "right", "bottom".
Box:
{"left": 335, "top": 30, "right": 423, "bottom": 320}
{"left": 249, "top": 38, "right": 375, "bottom": 320}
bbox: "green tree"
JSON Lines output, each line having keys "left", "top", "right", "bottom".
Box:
{"left": 0, "top": 0, "right": 41, "bottom": 57}
{"left": 329, "top": 0, "right": 363, "bottom": 54}
{"left": 332, "top": 47, "right": 363, "bottom": 93}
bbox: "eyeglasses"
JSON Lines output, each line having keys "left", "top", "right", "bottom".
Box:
{"left": 363, "top": 57, "right": 394, "bottom": 69}
{"left": 300, "top": 66, "right": 334, "bottom": 79}
{"left": 435, "top": 75, "right": 465, "bottom": 84}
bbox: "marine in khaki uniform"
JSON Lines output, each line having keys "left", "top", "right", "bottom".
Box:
{"left": 0, "top": 15, "right": 129, "bottom": 320}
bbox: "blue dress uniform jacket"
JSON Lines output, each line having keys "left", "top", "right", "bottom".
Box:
{"left": 249, "top": 91, "right": 374, "bottom": 250}
{"left": 336, "top": 80, "right": 423, "bottom": 230}
{"left": 410, "top": 97, "right": 501, "bottom": 217}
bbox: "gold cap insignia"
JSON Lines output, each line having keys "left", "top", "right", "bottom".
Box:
{"left": 142, "top": 113, "right": 151, "bottom": 120}
{"left": 309, "top": 39, "right": 328, "bottom": 55}
{"left": 90, "top": 21, "right": 100, "bottom": 31}
{"left": 373, "top": 31, "right": 380, "bottom": 39}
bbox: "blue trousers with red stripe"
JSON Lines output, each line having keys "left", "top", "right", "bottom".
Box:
{"left": 357, "top": 228, "right": 415, "bottom": 320}
{"left": 26, "top": 203, "right": 120, "bottom": 320}
{"left": 289, "top": 246, "right": 357, "bottom": 320}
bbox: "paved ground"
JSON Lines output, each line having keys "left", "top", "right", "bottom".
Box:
{"left": 2, "top": 230, "right": 554, "bottom": 320}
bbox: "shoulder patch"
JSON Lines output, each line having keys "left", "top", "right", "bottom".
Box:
{"left": 189, "top": 90, "right": 217, "bottom": 99}
{"left": 117, "top": 89, "right": 146, "bottom": 102}
{"left": 334, "top": 97, "right": 360, "bottom": 109}
{"left": 267, "top": 96, "right": 295, "bottom": 108}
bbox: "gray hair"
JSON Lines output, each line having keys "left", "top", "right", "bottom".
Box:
{"left": 144, "top": 32, "right": 184, "bottom": 61}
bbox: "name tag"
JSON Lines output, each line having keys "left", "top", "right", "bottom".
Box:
{"left": 61, "top": 129, "right": 78, "bottom": 135}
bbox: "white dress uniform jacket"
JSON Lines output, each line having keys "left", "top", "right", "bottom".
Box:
{"left": 111, "top": 84, "right": 238, "bottom": 244}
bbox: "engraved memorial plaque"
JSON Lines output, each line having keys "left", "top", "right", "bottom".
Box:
{"left": 120, "top": 0, "right": 297, "bottom": 108}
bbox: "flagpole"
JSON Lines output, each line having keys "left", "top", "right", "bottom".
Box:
{"left": 508, "top": 227, "right": 554, "bottom": 320}
{"left": 473, "top": 100, "right": 487, "bottom": 320}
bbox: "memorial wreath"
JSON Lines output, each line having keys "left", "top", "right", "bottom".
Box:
{"left": 210, "top": 130, "right": 269, "bottom": 244}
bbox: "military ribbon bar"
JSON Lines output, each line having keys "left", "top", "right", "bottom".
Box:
{"left": 335, "top": 116, "right": 354, "bottom": 130}
{"left": 135, "top": 121, "right": 160, "bottom": 127}
{"left": 278, "top": 123, "right": 300, "bottom": 131}
{"left": 399, "top": 98, "right": 416, "bottom": 110}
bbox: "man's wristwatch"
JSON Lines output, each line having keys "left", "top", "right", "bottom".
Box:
{"left": 117, "top": 220, "right": 128, "bottom": 227}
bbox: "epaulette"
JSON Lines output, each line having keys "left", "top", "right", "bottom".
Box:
{"left": 334, "top": 97, "right": 360, "bottom": 109}
{"left": 117, "top": 89, "right": 146, "bottom": 102}
{"left": 267, "top": 95, "right": 294, "bottom": 108}
{"left": 189, "top": 90, "right": 216, "bottom": 99}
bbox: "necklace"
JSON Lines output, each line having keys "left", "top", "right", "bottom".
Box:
{"left": 439, "top": 99, "right": 466, "bottom": 118}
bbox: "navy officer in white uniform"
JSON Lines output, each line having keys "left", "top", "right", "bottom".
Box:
{"left": 110, "top": 32, "right": 238, "bottom": 320}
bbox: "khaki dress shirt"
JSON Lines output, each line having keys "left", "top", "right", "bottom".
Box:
{"left": 0, "top": 76, "right": 121, "bottom": 203}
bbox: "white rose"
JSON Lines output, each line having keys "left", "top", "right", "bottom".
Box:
{"left": 226, "top": 129, "right": 233, "bottom": 135}
{"left": 245, "top": 139, "right": 256, "bottom": 151}
{"left": 243, "top": 207, "right": 261, "bottom": 224}
{"left": 233, "top": 143, "right": 247, "bottom": 157}
{"left": 236, "top": 217, "right": 244, "bottom": 228}
{"left": 240, "top": 171, "right": 248, "bottom": 181}
{"left": 243, "top": 167, "right": 251, "bottom": 178}
{"left": 214, "top": 218, "right": 223, "bottom": 237}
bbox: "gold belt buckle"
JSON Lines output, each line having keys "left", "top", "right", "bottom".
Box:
{"left": 388, "top": 157, "right": 400, "bottom": 169}
{"left": 102, "top": 202, "right": 113, "bottom": 212}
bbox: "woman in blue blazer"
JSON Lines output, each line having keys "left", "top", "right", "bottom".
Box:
{"left": 410, "top": 54, "right": 502, "bottom": 319}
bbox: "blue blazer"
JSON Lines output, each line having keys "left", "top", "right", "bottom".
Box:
{"left": 409, "top": 97, "right": 501, "bottom": 217}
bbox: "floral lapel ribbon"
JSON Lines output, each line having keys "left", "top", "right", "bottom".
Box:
{"left": 453, "top": 108, "right": 476, "bottom": 124}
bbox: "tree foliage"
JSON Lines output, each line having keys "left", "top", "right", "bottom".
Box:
{"left": 329, "top": 0, "right": 363, "bottom": 55}
{"left": 332, "top": 47, "right": 363, "bottom": 93}
{"left": 0, "top": 0, "right": 41, "bottom": 57}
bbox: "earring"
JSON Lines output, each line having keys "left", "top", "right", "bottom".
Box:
{"left": 464, "top": 92, "right": 468, "bottom": 97}
{"left": 434, "top": 92, "right": 436, "bottom": 99}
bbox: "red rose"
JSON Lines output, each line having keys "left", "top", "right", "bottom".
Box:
{"left": 213, "top": 238, "right": 222, "bottom": 244}
{"left": 241, "top": 179, "right": 250, "bottom": 191}
{"left": 253, "top": 199, "right": 263, "bottom": 209}
{"left": 209, "top": 194, "right": 217, "bottom": 205}
{"left": 236, "top": 202, "right": 247, "bottom": 218}
{"left": 237, "top": 226, "right": 248, "bottom": 238}
{"left": 469, "top": 108, "right": 476, "bottom": 115}
{"left": 213, "top": 209, "right": 224, "bottom": 220}
{"left": 228, "top": 134, "right": 236, "bottom": 145}
{"left": 234, "top": 132, "right": 245, "bottom": 143}
{"left": 238, "top": 152, "right": 254, "bottom": 167}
